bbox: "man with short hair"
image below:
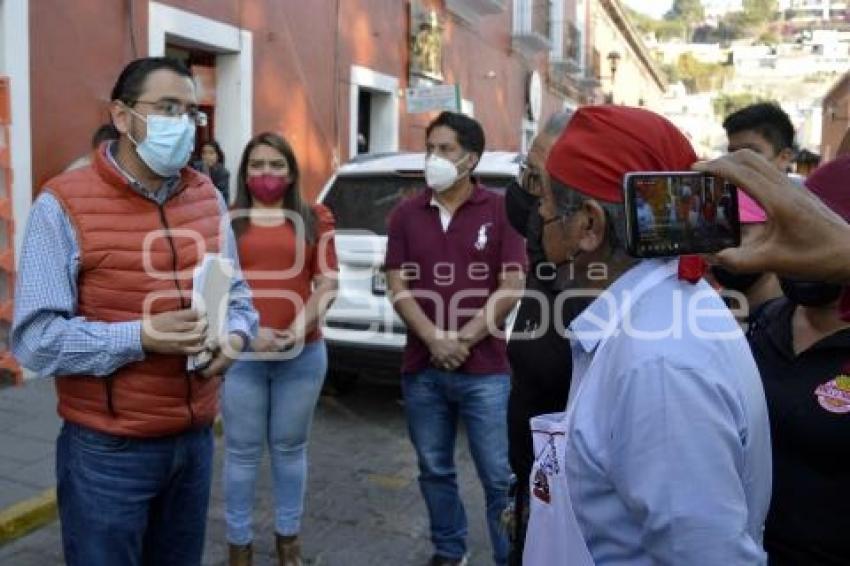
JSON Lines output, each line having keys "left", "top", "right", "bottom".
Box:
{"left": 12, "top": 57, "right": 258, "bottom": 566}
{"left": 702, "top": 149, "right": 850, "bottom": 284}
{"left": 715, "top": 102, "right": 797, "bottom": 313}
{"left": 386, "top": 111, "right": 526, "bottom": 566}
{"left": 723, "top": 102, "right": 796, "bottom": 172}
{"left": 523, "top": 106, "right": 771, "bottom": 565}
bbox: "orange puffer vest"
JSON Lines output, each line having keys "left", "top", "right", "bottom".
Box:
{"left": 46, "top": 146, "right": 222, "bottom": 438}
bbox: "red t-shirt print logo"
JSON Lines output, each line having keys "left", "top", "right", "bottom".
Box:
{"left": 532, "top": 467, "right": 551, "bottom": 504}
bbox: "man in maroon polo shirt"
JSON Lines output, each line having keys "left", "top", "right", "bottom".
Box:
{"left": 386, "top": 111, "right": 526, "bottom": 566}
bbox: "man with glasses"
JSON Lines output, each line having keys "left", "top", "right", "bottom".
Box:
{"left": 12, "top": 57, "right": 257, "bottom": 566}
{"left": 523, "top": 106, "right": 771, "bottom": 565}
{"left": 502, "top": 110, "right": 575, "bottom": 565}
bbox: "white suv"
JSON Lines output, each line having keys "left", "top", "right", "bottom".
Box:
{"left": 316, "top": 151, "right": 521, "bottom": 389}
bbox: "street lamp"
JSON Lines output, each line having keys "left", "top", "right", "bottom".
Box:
{"left": 607, "top": 51, "right": 621, "bottom": 104}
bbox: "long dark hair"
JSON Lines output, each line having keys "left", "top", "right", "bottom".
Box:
{"left": 232, "top": 132, "right": 317, "bottom": 243}
{"left": 201, "top": 139, "right": 225, "bottom": 167}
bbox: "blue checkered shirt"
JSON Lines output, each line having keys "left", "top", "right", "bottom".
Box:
{"left": 11, "top": 146, "right": 258, "bottom": 377}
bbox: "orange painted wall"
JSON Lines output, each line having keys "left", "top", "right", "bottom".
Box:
{"left": 30, "top": 1, "right": 563, "bottom": 199}
{"left": 29, "top": 0, "right": 146, "bottom": 189}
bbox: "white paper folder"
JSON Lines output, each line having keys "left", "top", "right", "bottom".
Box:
{"left": 188, "top": 253, "right": 234, "bottom": 371}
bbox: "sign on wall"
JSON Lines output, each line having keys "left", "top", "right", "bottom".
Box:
{"left": 406, "top": 84, "right": 460, "bottom": 114}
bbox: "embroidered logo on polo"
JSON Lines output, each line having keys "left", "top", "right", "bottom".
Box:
{"left": 814, "top": 374, "right": 850, "bottom": 414}
{"left": 474, "top": 223, "right": 492, "bottom": 251}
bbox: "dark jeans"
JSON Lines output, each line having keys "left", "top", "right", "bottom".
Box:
{"left": 56, "top": 422, "right": 214, "bottom": 566}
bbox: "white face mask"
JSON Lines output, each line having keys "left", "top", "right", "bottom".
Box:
{"left": 425, "top": 153, "right": 470, "bottom": 193}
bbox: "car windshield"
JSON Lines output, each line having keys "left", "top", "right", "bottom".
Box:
{"left": 322, "top": 174, "right": 514, "bottom": 235}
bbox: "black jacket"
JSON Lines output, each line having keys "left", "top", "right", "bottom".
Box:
{"left": 192, "top": 161, "right": 230, "bottom": 204}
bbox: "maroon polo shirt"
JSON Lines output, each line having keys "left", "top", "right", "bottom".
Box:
{"left": 385, "top": 184, "right": 528, "bottom": 375}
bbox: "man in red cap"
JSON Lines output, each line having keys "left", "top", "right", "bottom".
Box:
{"left": 522, "top": 106, "right": 771, "bottom": 565}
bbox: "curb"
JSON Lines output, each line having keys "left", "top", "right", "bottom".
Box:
{"left": 0, "top": 418, "right": 225, "bottom": 546}
{"left": 0, "top": 488, "right": 58, "bottom": 545}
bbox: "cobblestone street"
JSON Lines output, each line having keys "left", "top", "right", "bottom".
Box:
{"left": 0, "top": 382, "right": 493, "bottom": 565}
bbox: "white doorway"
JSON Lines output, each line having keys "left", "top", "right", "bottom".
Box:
{"left": 349, "top": 66, "right": 399, "bottom": 158}
{"left": 148, "top": 2, "right": 253, "bottom": 202}
{"left": 521, "top": 118, "right": 538, "bottom": 154}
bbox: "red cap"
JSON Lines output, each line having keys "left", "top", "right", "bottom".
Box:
{"left": 545, "top": 105, "right": 698, "bottom": 203}
{"left": 804, "top": 154, "right": 850, "bottom": 223}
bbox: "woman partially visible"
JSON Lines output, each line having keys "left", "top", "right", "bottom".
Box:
{"left": 223, "top": 132, "right": 338, "bottom": 566}
{"left": 193, "top": 139, "right": 231, "bottom": 203}
{"left": 746, "top": 154, "right": 850, "bottom": 566}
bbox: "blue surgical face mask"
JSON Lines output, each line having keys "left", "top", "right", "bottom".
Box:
{"left": 127, "top": 108, "right": 195, "bottom": 177}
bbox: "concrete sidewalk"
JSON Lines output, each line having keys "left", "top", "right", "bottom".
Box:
{"left": 0, "top": 380, "right": 494, "bottom": 564}
{"left": 0, "top": 378, "right": 61, "bottom": 543}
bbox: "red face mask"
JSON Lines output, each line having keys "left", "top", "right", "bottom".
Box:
{"left": 247, "top": 174, "right": 291, "bottom": 204}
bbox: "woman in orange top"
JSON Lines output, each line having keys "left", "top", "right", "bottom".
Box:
{"left": 223, "top": 132, "right": 338, "bottom": 566}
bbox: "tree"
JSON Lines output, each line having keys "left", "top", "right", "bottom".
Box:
{"left": 742, "top": 0, "right": 779, "bottom": 25}
{"left": 665, "top": 0, "right": 705, "bottom": 40}
{"left": 661, "top": 63, "right": 681, "bottom": 84}
{"left": 756, "top": 29, "right": 780, "bottom": 45}
{"left": 713, "top": 92, "right": 765, "bottom": 118}
{"left": 692, "top": 20, "right": 746, "bottom": 45}
{"left": 676, "top": 53, "right": 732, "bottom": 93}
{"left": 719, "top": 1, "right": 779, "bottom": 45}
{"left": 666, "top": 0, "right": 705, "bottom": 23}
{"left": 626, "top": 6, "right": 657, "bottom": 36}
{"left": 625, "top": 6, "right": 687, "bottom": 42}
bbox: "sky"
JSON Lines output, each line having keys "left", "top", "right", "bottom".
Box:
{"left": 622, "top": 0, "right": 674, "bottom": 19}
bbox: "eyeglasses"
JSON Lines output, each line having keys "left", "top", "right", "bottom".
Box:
{"left": 131, "top": 99, "right": 208, "bottom": 126}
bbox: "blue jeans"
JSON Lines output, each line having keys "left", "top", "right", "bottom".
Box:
{"left": 56, "top": 422, "right": 213, "bottom": 566}
{"left": 403, "top": 369, "right": 511, "bottom": 565}
{"left": 222, "top": 340, "right": 327, "bottom": 544}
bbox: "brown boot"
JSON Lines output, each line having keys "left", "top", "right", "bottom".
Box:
{"left": 275, "top": 533, "right": 303, "bottom": 566}
{"left": 228, "top": 542, "right": 253, "bottom": 566}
